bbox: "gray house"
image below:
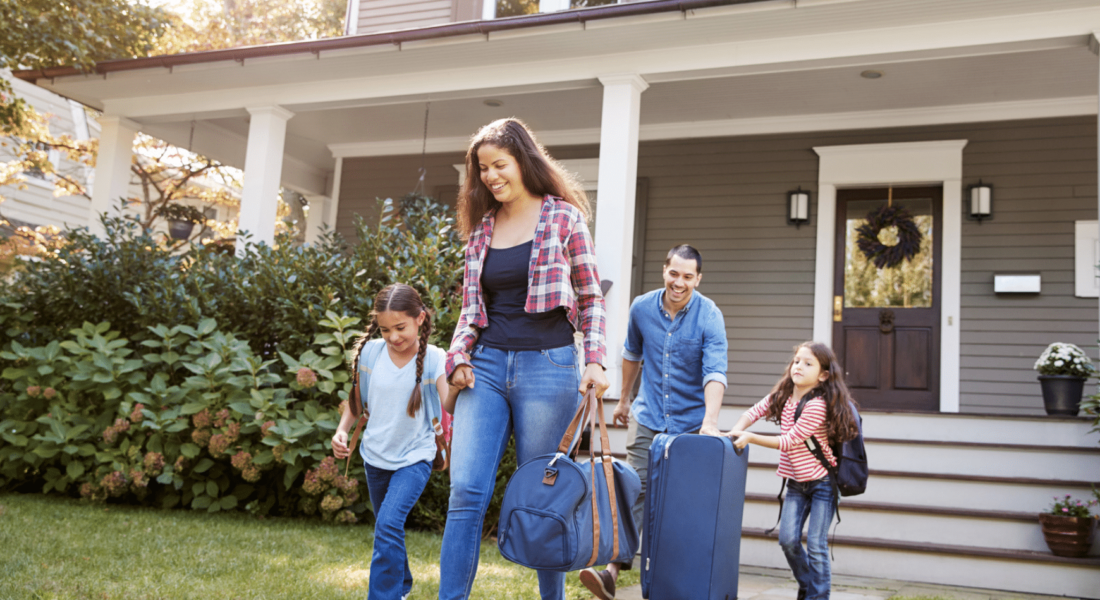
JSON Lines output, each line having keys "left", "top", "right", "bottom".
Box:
{"left": 17, "top": 0, "right": 1100, "bottom": 595}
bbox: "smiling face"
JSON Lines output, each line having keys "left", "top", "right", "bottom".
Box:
{"left": 477, "top": 144, "right": 530, "bottom": 205}
{"left": 662, "top": 254, "right": 702, "bottom": 311}
{"left": 790, "top": 346, "right": 829, "bottom": 392}
{"left": 376, "top": 309, "right": 425, "bottom": 356}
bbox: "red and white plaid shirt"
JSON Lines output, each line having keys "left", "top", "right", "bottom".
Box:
{"left": 743, "top": 394, "right": 837, "bottom": 483}
{"left": 446, "top": 196, "right": 606, "bottom": 375}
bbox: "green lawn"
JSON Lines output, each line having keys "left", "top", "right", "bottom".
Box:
{"left": 0, "top": 493, "right": 638, "bottom": 599}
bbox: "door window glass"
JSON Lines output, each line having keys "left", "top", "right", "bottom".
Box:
{"left": 843, "top": 197, "right": 933, "bottom": 308}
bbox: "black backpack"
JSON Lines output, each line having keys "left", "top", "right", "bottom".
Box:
{"left": 793, "top": 396, "right": 868, "bottom": 497}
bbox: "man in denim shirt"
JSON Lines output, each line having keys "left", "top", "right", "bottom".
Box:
{"left": 579, "top": 244, "right": 728, "bottom": 600}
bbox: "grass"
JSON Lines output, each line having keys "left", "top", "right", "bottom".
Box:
{"left": 0, "top": 493, "right": 639, "bottom": 600}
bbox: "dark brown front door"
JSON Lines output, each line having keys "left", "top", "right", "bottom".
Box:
{"left": 833, "top": 186, "right": 942, "bottom": 412}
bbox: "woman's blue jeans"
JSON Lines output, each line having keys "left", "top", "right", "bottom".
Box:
{"left": 438, "top": 344, "right": 582, "bottom": 600}
{"left": 778, "top": 475, "right": 836, "bottom": 600}
{"left": 364, "top": 460, "right": 432, "bottom": 600}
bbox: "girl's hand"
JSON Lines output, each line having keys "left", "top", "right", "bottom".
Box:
{"left": 450, "top": 364, "right": 475, "bottom": 390}
{"left": 580, "top": 363, "right": 610, "bottom": 397}
{"left": 332, "top": 430, "right": 350, "bottom": 460}
{"left": 727, "top": 430, "right": 750, "bottom": 450}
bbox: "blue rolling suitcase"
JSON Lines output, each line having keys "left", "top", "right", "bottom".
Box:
{"left": 641, "top": 434, "right": 749, "bottom": 600}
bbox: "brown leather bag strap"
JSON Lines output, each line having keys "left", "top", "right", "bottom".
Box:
{"left": 556, "top": 388, "right": 592, "bottom": 456}
{"left": 590, "top": 389, "right": 621, "bottom": 560}
{"left": 584, "top": 389, "right": 601, "bottom": 567}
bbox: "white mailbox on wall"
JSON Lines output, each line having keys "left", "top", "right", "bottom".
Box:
{"left": 994, "top": 274, "right": 1041, "bottom": 294}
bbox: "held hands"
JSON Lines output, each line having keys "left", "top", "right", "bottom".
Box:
{"left": 580, "top": 363, "right": 610, "bottom": 398}
{"left": 331, "top": 430, "right": 351, "bottom": 460}
{"left": 450, "top": 364, "right": 475, "bottom": 390}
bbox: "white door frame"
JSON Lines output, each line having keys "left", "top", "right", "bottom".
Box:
{"left": 812, "top": 140, "right": 967, "bottom": 413}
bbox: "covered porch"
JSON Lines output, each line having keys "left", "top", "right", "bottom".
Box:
{"left": 20, "top": 0, "right": 1100, "bottom": 414}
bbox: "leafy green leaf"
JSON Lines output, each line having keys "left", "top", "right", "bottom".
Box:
{"left": 194, "top": 458, "right": 215, "bottom": 473}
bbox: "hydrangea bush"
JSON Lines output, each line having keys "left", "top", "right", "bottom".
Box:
{"left": 0, "top": 195, "right": 493, "bottom": 526}
{"left": 1034, "top": 343, "right": 1096, "bottom": 378}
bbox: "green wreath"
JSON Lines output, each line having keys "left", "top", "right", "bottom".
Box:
{"left": 855, "top": 205, "right": 922, "bottom": 269}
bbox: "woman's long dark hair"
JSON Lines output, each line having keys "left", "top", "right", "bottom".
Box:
{"left": 763, "top": 341, "right": 860, "bottom": 444}
{"left": 349, "top": 284, "right": 433, "bottom": 418}
{"left": 456, "top": 117, "right": 590, "bottom": 239}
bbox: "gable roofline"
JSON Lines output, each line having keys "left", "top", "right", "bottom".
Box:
{"left": 12, "top": 0, "right": 770, "bottom": 82}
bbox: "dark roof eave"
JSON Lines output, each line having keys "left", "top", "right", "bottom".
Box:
{"left": 12, "top": 0, "right": 766, "bottom": 82}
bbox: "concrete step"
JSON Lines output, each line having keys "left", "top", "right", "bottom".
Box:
{"left": 741, "top": 494, "right": 1099, "bottom": 556}
{"left": 739, "top": 531, "right": 1100, "bottom": 599}
{"left": 745, "top": 464, "right": 1098, "bottom": 514}
{"left": 746, "top": 439, "right": 1100, "bottom": 481}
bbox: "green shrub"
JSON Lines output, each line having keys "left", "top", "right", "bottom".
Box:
{"left": 0, "top": 195, "right": 520, "bottom": 532}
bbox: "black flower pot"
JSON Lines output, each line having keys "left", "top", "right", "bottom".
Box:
{"left": 168, "top": 219, "right": 195, "bottom": 240}
{"left": 1038, "top": 375, "right": 1086, "bottom": 416}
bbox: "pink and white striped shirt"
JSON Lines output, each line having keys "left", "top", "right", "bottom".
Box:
{"left": 743, "top": 394, "right": 836, "bottom": 483}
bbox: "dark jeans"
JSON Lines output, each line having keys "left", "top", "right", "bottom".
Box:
{"left": 364, "top": 460, "right": 432, "bottom": 600}
{"left": 778, "top": 475, "right": 836, "bottom": 600}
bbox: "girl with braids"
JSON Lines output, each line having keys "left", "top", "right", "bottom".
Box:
{"left": 332, "top": 283, "right": 448, "bottom": 600}
{"left": 440, "top": 118, "right": 609, "bottom": 600}
{"left": 726, "top": 342, "right": 861, "bottom": 600}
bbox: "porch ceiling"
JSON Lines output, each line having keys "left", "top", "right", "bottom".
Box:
{"left": 23, "top": 0, "right": 1100, "bottom": 193}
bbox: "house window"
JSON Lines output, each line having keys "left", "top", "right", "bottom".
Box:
{"left": 487, "top": 0, "right": 619, "bottom": 19}
{"left": 24, "top": 142, "right": 52, "bottom": 180}
{"left": 203, "top": 207, "right": 218, "bottom": 221}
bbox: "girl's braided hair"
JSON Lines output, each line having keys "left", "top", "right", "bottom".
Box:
{"left": 762, "top": 341, "right": 861, "bottom": 444}
{"left": 349, "top": 284, "right": 433, "bottom": 418}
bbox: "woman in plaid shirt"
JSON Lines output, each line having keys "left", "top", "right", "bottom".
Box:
{"left": 439, "top": 118, "right": 609, "bottom": 600}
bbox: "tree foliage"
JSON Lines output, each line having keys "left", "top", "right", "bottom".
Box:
{"left": 154, "top": 0, "right": 345, "bottom": 55}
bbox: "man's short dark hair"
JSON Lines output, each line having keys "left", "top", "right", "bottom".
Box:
{"left": 664, "top": 244, "right": 702, "bottom": 273}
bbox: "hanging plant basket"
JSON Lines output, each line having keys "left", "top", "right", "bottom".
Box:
{"left": 856, "top": 205, "right": 922, "bottom": 269}
{"left": 168, "top": 219, "right": 195, "bottom": 240}
{"left": 1038, "top": 513, "right": 1096, "bottom": 557}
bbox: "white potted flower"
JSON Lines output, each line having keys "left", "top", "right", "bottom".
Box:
{"left": 1034, "top": 342, "right": 1095, "bottom": 415}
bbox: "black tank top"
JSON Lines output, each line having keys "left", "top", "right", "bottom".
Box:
{"left": 479, "top": 240, "right": 575, "bottom": 351}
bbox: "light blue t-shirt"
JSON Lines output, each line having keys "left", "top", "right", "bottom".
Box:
{"left": 359, "top": 344, "right": 446, "bottom": 471}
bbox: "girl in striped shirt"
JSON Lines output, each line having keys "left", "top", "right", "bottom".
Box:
{"left": 727, "top": 342, "right": 860, "bottom": 600}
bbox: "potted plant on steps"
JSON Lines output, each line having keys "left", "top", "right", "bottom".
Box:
{"left": 1034, "top": 342, "right": 1095, "bottom": 416}
{"left": 1039, "top": 494, "right": 1097, "bottom": 557}
{"left": 155, "top": 203, "right": 207, "bottom": 241}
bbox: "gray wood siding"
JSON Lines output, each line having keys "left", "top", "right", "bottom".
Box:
{"left": 635, "top": 116, "right": 1097, "bottom": 414}
{"left": 336, "top": 116, "right": 1097, "bottom": 415}
{"left": 356, "top": 0, "right": 455, "bottom": 34}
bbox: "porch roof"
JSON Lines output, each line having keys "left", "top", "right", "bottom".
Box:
{"left": 14, "top": 0, "right": 1100, "bottom": 197}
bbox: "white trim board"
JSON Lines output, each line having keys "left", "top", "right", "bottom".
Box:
{"left": 812, "top": 140, "right": 966, "bottom": 413}
{"left": 328, "top": 96, "right": 1091, "bottom": 158}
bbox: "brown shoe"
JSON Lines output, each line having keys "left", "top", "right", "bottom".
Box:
{"left": 579, "top": 567, "right": 616, "bottom": 600}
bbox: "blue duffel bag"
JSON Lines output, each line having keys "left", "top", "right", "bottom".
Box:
{"left": 497, "top": 388, "right": 641, "bottom": 572}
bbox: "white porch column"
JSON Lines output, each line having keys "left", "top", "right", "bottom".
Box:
{"left": 1092, "top": 33, "right": 1100, "bottom": 338}
{"left": 89, "top": 116, "right": 139, "bottom": 237}
{"left": 326, "top": 157, "right": 344, "bottom": 230}
{"left": 594, "top": 74, "right": 648, "bottom": 397}
{"left": 237, "top": 105, "right": 294, "bottom": 255}
{"left": 302, "top": 195, "right": 329, "bottom": 245}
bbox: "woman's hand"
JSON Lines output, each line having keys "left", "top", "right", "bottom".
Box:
{"left": 580, "top": 363, "right": 610, "bottom": 397}
{"left": 332, "top": 430, "right": 350, "bottom": 459}
{"left": 450, "top": 364, "right": 475, "bottom": 390}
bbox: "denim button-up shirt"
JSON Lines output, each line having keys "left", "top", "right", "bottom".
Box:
{"left": 623, "top": 289, "right": 728, "bottom": 434}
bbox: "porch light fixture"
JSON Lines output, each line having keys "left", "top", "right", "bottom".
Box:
{"left": 860, "top": 70, "right": 883, "bottom": 79}
{"left": 483, "top": 99, "right": 504, "bottom": 107}
{"left": 787, "top": 188, "right": 810, "bottom": 228}
{"left": 968, "top": 180, "right": 993, "bottom": 223}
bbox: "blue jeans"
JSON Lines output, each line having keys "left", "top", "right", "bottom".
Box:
{"left": 438, "top": 344, "right": 582, "bottom": 600}
{"left": 778, "top": 476, "right": 836, "bottom": 600}
{"left": 364, "top": 460, "right": 432, "bottom": 600}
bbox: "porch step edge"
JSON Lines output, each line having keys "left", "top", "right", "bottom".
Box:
{"left": 744, "top": 493, "right": 1039, "bottom": 522}
{"left": 741, "top": 527, "right": 1100, "bottom": 567}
